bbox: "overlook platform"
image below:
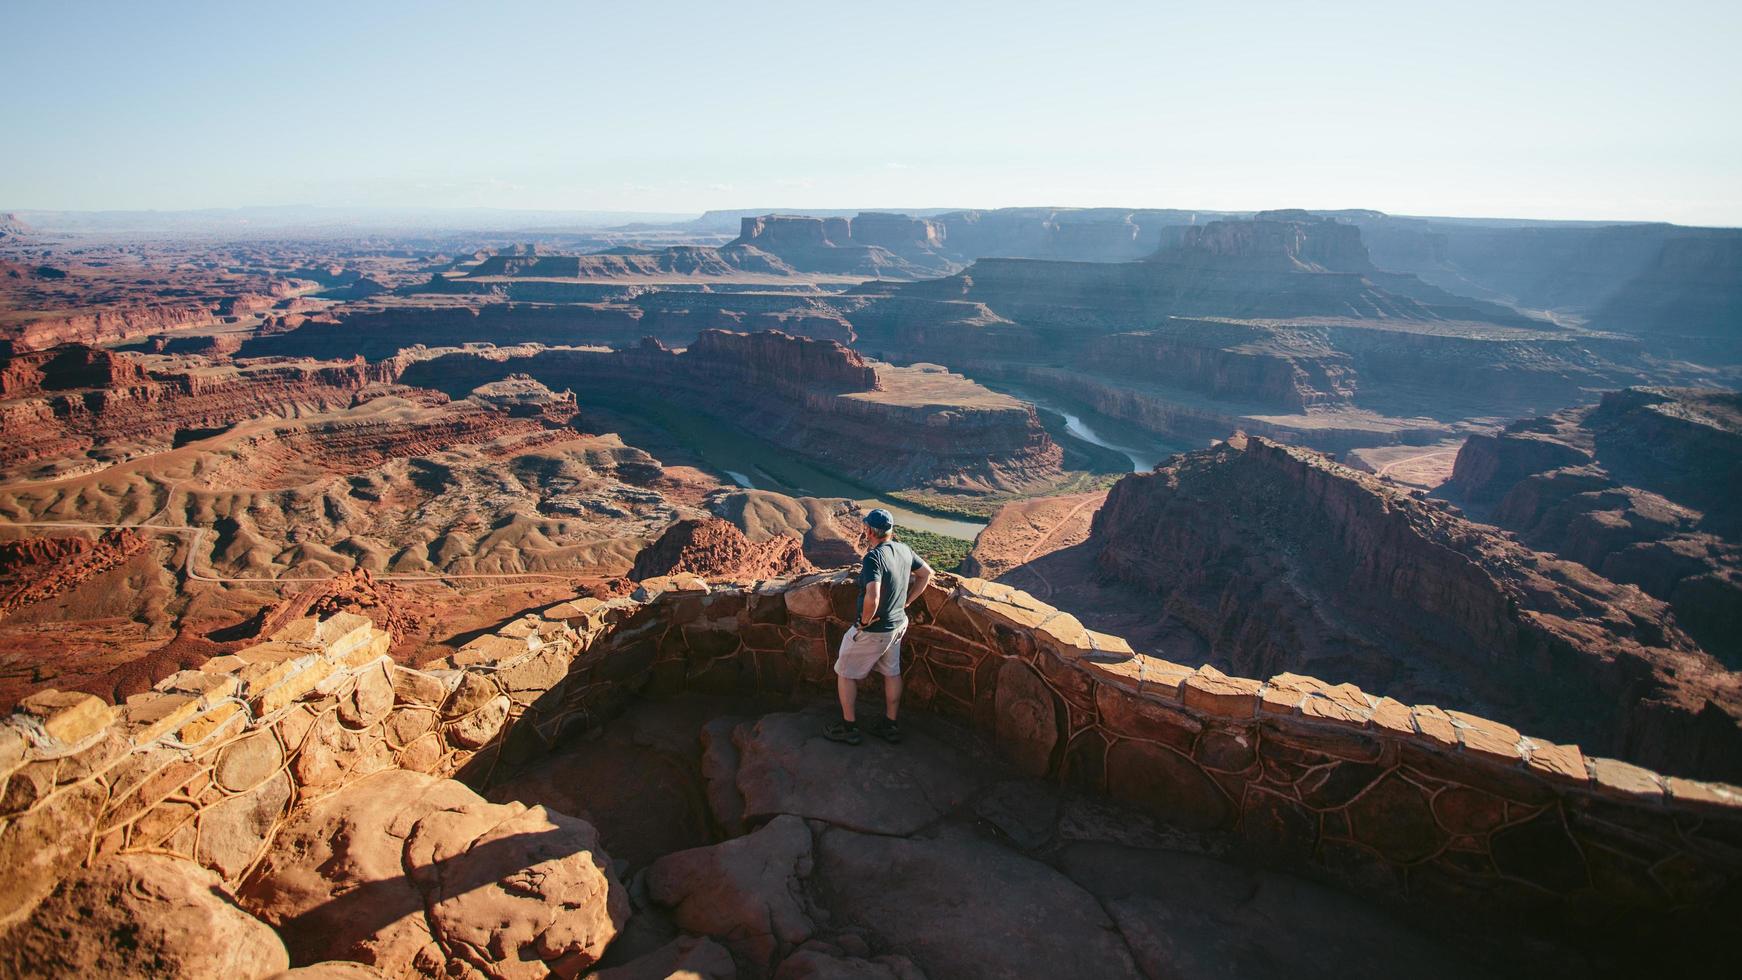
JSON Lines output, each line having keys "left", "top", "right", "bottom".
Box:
{"left": 1, "top": 570, "right": 1738, "bottom": 976}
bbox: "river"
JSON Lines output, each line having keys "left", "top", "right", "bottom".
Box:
{"left": 978, "top": 380, "right": 1185, "bottom": 474}
{"left": 581, "top": 380, "right": 1182, "bottom": 542}
{"left": 578, "top": 393, "right": 989, "bottom": 539}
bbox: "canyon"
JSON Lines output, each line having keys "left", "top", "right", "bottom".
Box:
{"left": 0, "top": 202, "right": 1738, "bottom": 978}
{"left": 1446, "top": 386, "right": 1742, "bottom": 663}
{"left": 388, "top": 329, "right": 1065, "bottom": 497}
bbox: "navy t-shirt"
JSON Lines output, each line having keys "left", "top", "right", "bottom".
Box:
{"left": 859, "top": 540, "right": 923, "bottom": 633}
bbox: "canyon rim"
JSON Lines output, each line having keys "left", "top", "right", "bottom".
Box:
{"left": 2, "top": 2, "right": 1741, "bottom": 977}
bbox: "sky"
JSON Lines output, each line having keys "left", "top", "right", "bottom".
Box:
{"left": 3, "top": 0, "right": 1740, "bottom": 225}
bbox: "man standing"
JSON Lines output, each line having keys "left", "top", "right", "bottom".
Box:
{"left": 825, "top": 508, "right": 932, "bottom": 745}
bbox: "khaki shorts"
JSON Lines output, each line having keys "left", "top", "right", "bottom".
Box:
{"left": 834, "top": 623, "right": 908, "bottom": 679}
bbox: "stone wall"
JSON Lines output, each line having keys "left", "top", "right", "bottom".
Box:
{"left": 3, "top": 570, "right": 1739, "bottom": 935}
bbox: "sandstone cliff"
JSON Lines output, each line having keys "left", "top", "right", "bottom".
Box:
{"left": 1159, "top": 214, "right": 1375, "bottom": 273}
{"left": 0, "top": 344, "right": 378, "bottom": 480}
{"left": 1090, "top": 435, "right": 1742, "bottom": 781}
{"left": 1447, "top": 387, "right": 1742, "bottom": 662}
{"left": 1, "top": 301, "right": 220, "bottom": 353}
{"left": 390, "top": 330, "right": 1063, "bottom": 495}
{"left": 467, "top": 244, "right": 798, "bottom": 279}
{"left": 729, "top": 213, "right": 955, "bottom": 278}
{"left": 1590, "top": 233, "right": 1742, "bottom": 358}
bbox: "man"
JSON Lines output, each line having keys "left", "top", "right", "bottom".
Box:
{"left": 824, "top": 508, "right": 932, "bottom": 746}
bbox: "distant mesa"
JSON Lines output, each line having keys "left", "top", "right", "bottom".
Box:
{"left": 728, "top": 212, "right": 956, "bottom": 278}
{"left": 0, "top": 212, "right": 34, "bottom": 239}
{"left": 1151, "top": 212, "right": 1376, "bottom": 273}
{"left": 463, "top": 243, "right": 799, "bottom": 280}
{"left": 1589, "top": 232, "right": 1742, "bottom": 355}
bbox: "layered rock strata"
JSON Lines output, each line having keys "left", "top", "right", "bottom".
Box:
{"left": 0, "top": 302, "right": 221, "bottom": 353}
{"left": 467, "top": 244, "right": 799, "bottom": 280}
{"left": 1448, "top": 386, "right": 1742, "bottom": 662}
{"left": 1090, "top": 435, "right": 1742, "bottom": 781}
{"left": 390, "top": 330, "right": 1063, "bottom": 494}
{"left": 0, "top": 344, "right": 378, "bottom": 480}
{"left": 728, "top": 214, "right": 955, "bottom": 278}
{"left": 833, "top": 219, "right": 1655, "bottom": 453}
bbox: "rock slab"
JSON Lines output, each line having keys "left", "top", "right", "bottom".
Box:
{"left": 240, "top": 767, "right": 627, "bottom": 979}
{"left": 0, "top": 853, "right": 290, "bottom": 978}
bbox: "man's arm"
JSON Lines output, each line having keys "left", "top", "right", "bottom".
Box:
{"left": 858, "top": 548, "right": 882, "bottom": 628}
{"left": 907, "top": 558, "right": 934, "bottom": 606}
{"left": 859, "top": 581, "right": 881, "bottom": 628}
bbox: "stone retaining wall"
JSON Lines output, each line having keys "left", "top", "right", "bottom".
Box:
{"left": 3, "top": 570, "right": 1739, "bottom": 934}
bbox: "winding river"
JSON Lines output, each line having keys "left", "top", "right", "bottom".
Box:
{"left": 983, "top": 381, "right": 1185, "bottom": 474}
{"left": 582, "top": 381, "right": 1181, "bottom": 542}
{"left": 579, "top": 393, "right": 988, "bottom": 538}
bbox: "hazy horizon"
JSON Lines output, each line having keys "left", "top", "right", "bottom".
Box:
{"left": 5, "top": 0, "right": 1740, "bottom": 225}
{"left": 9, "top": 203, "right": 1739, "bottom": 235}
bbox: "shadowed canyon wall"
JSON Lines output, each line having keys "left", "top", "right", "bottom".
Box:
{"left": 1091, "top": 435, "right": 1742, "bottom": 782}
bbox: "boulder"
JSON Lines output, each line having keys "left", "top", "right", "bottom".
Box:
{"left": 240, "top": 768, "right": 626, "bottom": 979}
{"left": 0, "top": 854, "right": 289, "bottom": 978}
{"left": 645, "top": 814, "right": 816, "bottom": 974}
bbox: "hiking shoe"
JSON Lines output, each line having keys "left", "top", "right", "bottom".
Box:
{"left": 869, "top": 717, "right": 903, "bottom": 744}
{"left": 823, "top": 720, "right": 862, "bottom": 745}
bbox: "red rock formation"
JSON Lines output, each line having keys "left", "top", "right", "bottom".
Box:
{"left": 467, "top": 374, "right": 579, "bottom": 424}
{"left": 242, "top": 301, "right": 652, "bottom": 360}
{"left": 1, "top": 302, "right": 219, "bottom": 352}
{"left": 0, "top": 346, "right": 376, "bottom": 479}
{"left": 705, "top": 489, "right": 864, "bottom": 568}
{"left": 629, "top": 518, "right": 814, "bottom": 582}
{"left": 391, "top": 331, "right": 1062, "bottom": 494}
{"left": 0, "top": 343, "right": 146, "bottom": 397}
{"left": 216, "top": 293, "right": 278, "bottom": 317}
{"left": 248, "top": 568, "right": 416, "bottom": 646}
{"left": 682, "top": 328, "right": 881, "bottom": 393}
{"left": 0, "top": 530, "right": 147, "bottom": 616}
{"left": 1090, "top": 434, "right": 1742, "bottom": 780}
{"left": 1447, "top": 387, "right": 1742, "bottom": 662}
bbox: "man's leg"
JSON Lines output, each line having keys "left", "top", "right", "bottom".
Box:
{"left": 837, "top": 674, "right": 859, "bottom": 724}
{"left": 865, "top": 628, "right": 905, "bottom": 743}
{"left": 828, "top": 627, "right": 882, "bottom": 744}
